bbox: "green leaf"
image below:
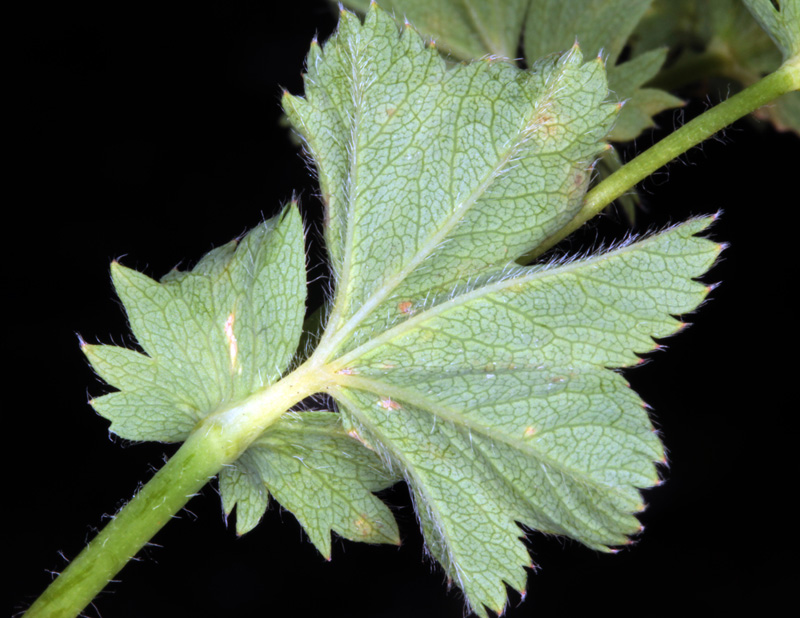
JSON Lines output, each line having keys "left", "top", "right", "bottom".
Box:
{"left": 632, "top": 0, "right": 782, "bottom": 77}
{"left": 83, "top": 205, "right": 306, "bottom": 442}
{"left": 330, "top": 218, "right": 720, "bottom": 616}
{"left": 220, "top": 411, "right": 400, "bottom": 558}
{"left": 744, "top": 0, "right": 800, "bottom": 62}
{"left": 285, "top": 7, "right": 617, "bottom": 350}
{"left": 606, "top": 48, "right": 684, "bottom": 140}
{"left": 524, "top": 0, "right": 682, "bottom": 142}
{"left": 287, "top": 6, "right": 721, "bottom": 615}
{"left": 340, "top": 0, "right": 530, "bottom": 61}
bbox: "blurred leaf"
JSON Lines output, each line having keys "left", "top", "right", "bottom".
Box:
{"left": 339, "top": 0, "right": 530, "bottom": 60}
{"left": 743, "top": 0, "right": 800, "bottom": 61}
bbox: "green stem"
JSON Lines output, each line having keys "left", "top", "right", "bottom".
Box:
{"left": 24, "top": 361, "right": 326, "bottom": 618}
{"left": 529, "top": 58, "right": 800, "bottom": 260}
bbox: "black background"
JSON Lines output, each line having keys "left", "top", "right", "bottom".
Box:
{"left": 11, "top": 2, "right": 798, "bottom": 617}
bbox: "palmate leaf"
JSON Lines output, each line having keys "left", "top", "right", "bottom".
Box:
{"left": 219, "top": 410, "right": 400, "bottom": 558}
{"left": 287, "top": 6, "right": 721, "bottom": 615}
{"left": 84, "top": 204, "right": 400, "bottom": 558}
{"left": 83, "top": 205, "right": 306, "bottom": 442}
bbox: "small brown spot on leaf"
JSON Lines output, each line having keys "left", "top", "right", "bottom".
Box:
{"left": 572, "top": 170, "right": 588, "bottom": 189}
{"left": 386, "top": 107, "right": 397, "bottom": 117}
{"left": 354, "top": 516, "right": 373, "bottom": 536}
{"left": 347, "top": 429, "right": 374, "bottom": 450}
{"left": 524, "top": 426, "right": 537, "bottom": 437}
{"left": 397, "top": 300, "right": 414, "bottom": 314}
{"left": 378, "top": 397, "right": 401, "bottom": 410}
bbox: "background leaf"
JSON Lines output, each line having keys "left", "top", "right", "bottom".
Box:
{"left": 743, "top": 0, "right": 800, "bottom": 61}
{"left": 633, "top": 0, "right": 800, "bottom": 134}
{"left": 340, "top": 0, "right": 530, "bottom": 60}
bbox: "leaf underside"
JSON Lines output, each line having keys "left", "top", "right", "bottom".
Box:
{"left": 84, "top": 205, "right": 306, "bottom": 442}
{"left": 219, "top": 410, "right": 400, "bottom": 558}
{"left": 286, "top": 6, "right": 722, "bottom": 615}
{"left": 341, "top": 0, "right": 682, "bottom": 143}
{"left": 743, "top": 0, "right": 800, "bottom": 62}
{"left": 81, "top": 4, "right": 727, "bottom": 616}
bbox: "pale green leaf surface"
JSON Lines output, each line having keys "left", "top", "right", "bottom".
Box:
{"left": 331, "top": 218, "right": 719, "bottom": 615}
{"left": 341, "top": 0, "right": 530, "bottom": 60}
{"left": 524, "top": 0, "right": 681, "bottom": 141}
{"left": 288, "top": 7, "right": 721, "bottom": 615}
{"left": 219, "top": 452, "right": 269, "bottom": 535}
{"left": 84, "top": 205, "right": 306, "bottom": 441}
{"left": 744, "top": 0, "right": 800, "bottom": 61}
{"left": 285, "top": 7, "right": 618, "bottom": 355}
{"left": 220, "top": 411, "right": 401, "bottom": 558}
